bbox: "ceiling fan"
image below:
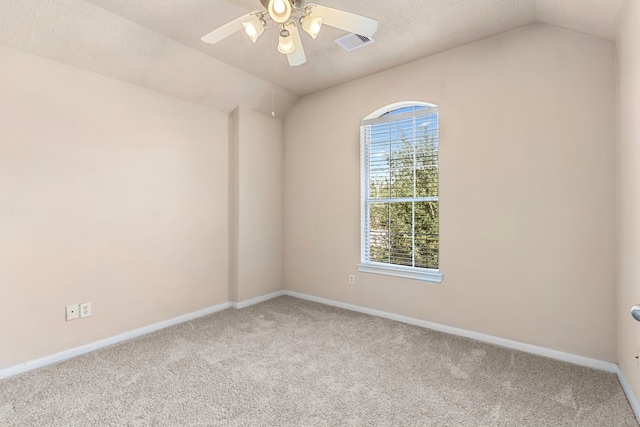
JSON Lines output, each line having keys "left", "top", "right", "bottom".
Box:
{"left": 201, "top": 0, "right": 379, "bottom": 67}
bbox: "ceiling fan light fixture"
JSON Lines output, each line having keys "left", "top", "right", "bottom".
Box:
{"left": 277, "top": 27, "right": 296, "bottom": 54}
{"left": 242, "top": 15, "right": 266, "bottom": 43}
{"left": 300, "top": 15, "right": 323, "bottom": 39}
{"left": 201, "top": 1, "right": 378, "bottom": 67}
{"left": 268, "top": 0, "right": 292, "bottom": 24}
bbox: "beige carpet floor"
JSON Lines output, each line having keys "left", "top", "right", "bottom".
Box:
{"left": 0, "top": 296, "right": 637, "bottom": 426}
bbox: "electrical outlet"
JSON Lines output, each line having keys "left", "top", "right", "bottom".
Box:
{"left": 80, "top": 302, "right": 92, "bottom": 318}
{"left": 66, "top": 304, "right": 79, "bottom": 321}
{"left": 349, "top": 274, "right": 355, "bottom": 285}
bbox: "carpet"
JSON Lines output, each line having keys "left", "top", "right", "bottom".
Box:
{"left": 0, "top": 296, "right": 637, "bottom": 426}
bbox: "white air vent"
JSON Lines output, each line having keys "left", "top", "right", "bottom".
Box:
{"left": 335, "top": 33, "right": 375, "bottom": 52}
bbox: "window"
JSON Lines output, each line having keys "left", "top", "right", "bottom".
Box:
{"left": 359, "top": 102, "right": 442, "bottom": 282}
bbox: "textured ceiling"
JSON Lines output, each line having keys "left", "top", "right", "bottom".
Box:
{"left": 0, "top": 0, "right": 297, "bottom": 116}
{"left": 82, "top": 0, "right": 627, "bottom": 96}
{"left": 84, "top": 0, "right": 537, "bottom": 95}
{"left": 536, "top": 0, "right": 628, "bottom": 41}
{"left": 0, "top": 0, "right": 629, "bottom": 114}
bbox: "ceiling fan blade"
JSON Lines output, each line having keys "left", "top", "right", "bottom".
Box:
{"left": 201, "top": 12, "right": 258, "bottom": 44}
{"left": 307, "top": 4, "right": 378, "bottom": 38}
{"left": 287, "top": 23, "right": 306, "bottom": 66}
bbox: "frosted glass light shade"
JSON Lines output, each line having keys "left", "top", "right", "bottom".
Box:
{"left": 243, "top": 16, "right": 265, "bottom": 43}
{"left": 301, "top": 15, "right": 322, "bottom": 39}
{"left": 278, "top": 31, "right": 296, "bottom": 54}
{"left": 269, "top": 0, "right": 292, "bottom": 24}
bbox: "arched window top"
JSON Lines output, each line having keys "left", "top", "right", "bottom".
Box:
{"left": 382, "top": 105, "right": 427, "bottom": 117}
{"left": 362, "top": 101, "right": 437, "bottom": 123}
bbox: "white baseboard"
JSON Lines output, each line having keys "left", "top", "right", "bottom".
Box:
{"left": 4, "top": 287, "right": 639, "bottom": 424}
{"left": 616, "top": 366, "right": 640, "bottom": 423}
{"left": 283, "top": 289, "right": 640, "bottom": 419}
{"left": 0, "top": 290, "right": 286, "bottom": 380}
{"left": 0, "top": 301, "right": 232, "bottom": 380}
{"left": 231, "top": 290, "right": 284, "bottom": 309}
{"left": 282, "top": 290, "right": 617, "bottom": 373}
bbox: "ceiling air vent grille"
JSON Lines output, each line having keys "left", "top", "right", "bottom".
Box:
{"left": 335, "top": 33, "right": 375, "bottom": 52}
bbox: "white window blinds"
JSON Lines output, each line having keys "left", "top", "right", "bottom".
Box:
{"left": 360, "top": 105, "right": 440, "bottom": 279}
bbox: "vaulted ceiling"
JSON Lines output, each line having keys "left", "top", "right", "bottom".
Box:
{"left": 0, "top": 0, "right": 628, "bottom": 116}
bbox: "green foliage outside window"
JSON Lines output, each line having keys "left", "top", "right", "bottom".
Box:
{"left": 366, "top": 112, "right": 439, "bottom": 269}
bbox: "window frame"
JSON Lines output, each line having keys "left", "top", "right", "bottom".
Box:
{"left": 358, "top": 102, "right": 443, "bottom": 283}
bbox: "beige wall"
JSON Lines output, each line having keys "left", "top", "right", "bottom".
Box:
{"left": 617, "top": 0, "right": 640, "bottom": 400}
{"left": 229, "top": 109, "right": 241, "bottom": 303}
{"left": 229, "top": 106, "right": 284, "bottom": 302}
{"left": 284, "top": 24, "right": 618, "bottom": 361}
{"left": 0, "top": 18, "right": 622, "bottom": 372}
{"left": 0, "top": 45, "right": 230, "bottom": 370}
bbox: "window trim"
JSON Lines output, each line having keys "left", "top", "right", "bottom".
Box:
{"left": 359, "top": 101, "right": 443, "bottom": 283}
{"left": 357, "top": 262, "right": 443, "bottom": 282}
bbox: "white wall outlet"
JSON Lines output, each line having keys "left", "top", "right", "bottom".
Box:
{"left": 66, "top": 304, "right": 79, "bottom": 321}
{"left": 80, "top": 302, "right": 92, "bottom": 318}
{"left": 349, "top": 274, "right": 355, "bottom": 285}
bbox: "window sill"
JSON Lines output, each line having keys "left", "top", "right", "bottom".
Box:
{"left": 357, "top": 263, "right": 443, "bottom": 283}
